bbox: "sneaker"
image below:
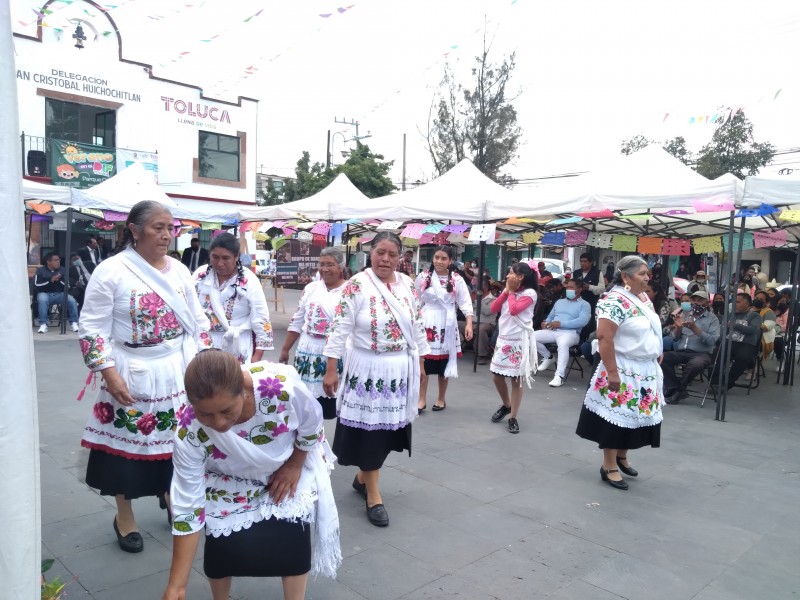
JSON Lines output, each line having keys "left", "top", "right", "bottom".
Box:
{"left": 549, "top": 374, "right": 564, "bottom": 387}
{"left": 491, "top": 404, "right": 511, "bottom": 423}
{"left": 37, "top": 324, "right": 48, "bottom": 334}
{"left": 71, "top": 322, "right": 79, "bottom": 332}
{"left": 507, "top": 417, "right": 520, "bottom": 434}
{"left": 537, "top": 357, "right": 555, "bottom": 371}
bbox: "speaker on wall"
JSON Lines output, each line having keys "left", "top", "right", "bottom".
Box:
{"left": 27, "top": 150, "right": 46, "bottom": 176}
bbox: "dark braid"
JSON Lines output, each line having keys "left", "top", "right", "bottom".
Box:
{"left": 231, "top": 260, "right": 245, "bottom": 300}
{"left": 446, "top": 263, "right": 455, "bottom": 293}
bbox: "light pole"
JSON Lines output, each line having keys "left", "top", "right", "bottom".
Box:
{"left": 328, "top": 131, "right": 347, "bottom": 168}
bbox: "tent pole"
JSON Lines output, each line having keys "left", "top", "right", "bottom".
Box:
{"left": 719, "top": 214, "right": 747, "bottom": 421}
{"left": 782, "top": 246, "right": 800, "bottom": 385}
{"left": 716, "top": 210, "right": 738, "bottom": 421}
{"left": 473, "top": 240, "right": 487, "bottom": 373}
{"left": 61, "top": 208, "right": 74, "bottom": 335}
{"left": 345, "top": 225, "right": 351, "bottom": 270}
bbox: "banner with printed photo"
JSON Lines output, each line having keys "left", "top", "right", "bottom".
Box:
{"left": 274, "top": 239, "right": 321, "bottom": 288}
{"left": 117, "top": 149, "right": 159, "bottom": 183}
{"left": 50, "top": 139, "right": 116, "bottom": 188}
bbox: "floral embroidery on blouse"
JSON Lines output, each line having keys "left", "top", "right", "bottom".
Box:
{"left": 128, "top": 290, "right": 183, "bottom": 345}
{"left": 306, "top": 303, "right": 331, "bottom": 335}
{"left": 597, "top": 291, "right": 654, "bottom": 325}
{"left": 80, "top": 335, "right": 110, "bottom": 369}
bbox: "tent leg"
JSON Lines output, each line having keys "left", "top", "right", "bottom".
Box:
{"left": 473, "top": 241, "right": 487, "bottom": 373}
{"left": 61, "top": 208, "right": 73, "bottom": 335}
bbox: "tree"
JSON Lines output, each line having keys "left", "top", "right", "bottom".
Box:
{"left": 620, "top": 134, "right": 653, "bottom": 156}
{"left": 425, "top": 31, "right": 522, "bottom": 184}
{"left": 662, "top": 136, "right": 692, "bottom": 165}
{"left": 258, "top": 177, "right": 286, "bottom": 206}
{"left": 280, "top": 143, "right": 395, "bottom": 203}
{"left": 694, "top": 109, "right": 776, "bottom": 179}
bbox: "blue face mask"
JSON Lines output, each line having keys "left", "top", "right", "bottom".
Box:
{"left": 681, "top": 302, "right": 692, "bottom": 312}
{"left": 565, "top": 289, "right": 576, "bottom": 300}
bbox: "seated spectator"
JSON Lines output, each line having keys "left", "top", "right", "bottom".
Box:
{"left": 535, "top": 279, "right": 591, "bottom": 387}
{"left": 34, "top": 252, "right": 79, "bottom": 333}
{"left": 533, "top": 278, "right": 563, "bottom": 329}
{"left": 711, "top": 293, "right": 762, "bottom": 389}
{"left": 686, "top": 270, "right": 708, "bottom": 296}
{"left": 754, "top": 290, "right": 777, "bottom": 359}
{"left": 711, "top": 293, "right": 726, "bottom": 322}
{"left": 662, "top": 291, "right": 721, "bottom": 404}
{"left": 537, "top": 261, "right": 553, "bottom": 286}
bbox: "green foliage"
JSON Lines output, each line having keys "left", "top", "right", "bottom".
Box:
{"left": 281, "top": 143, "right": 395, "bottom": 202}
{"left": 258, "top": 177, "right": 286, "bottom": 206}
{"left": 426, "top": 32, "right": 521, "bottom": 184}
{"left": 694, "top": 109, "right": 775, "bottom": 179}
{"left": 41, "top": 558, "right": 69, "bottom": 600}
{"left": 620, "top": 110, "right": 774, "bottom": 179}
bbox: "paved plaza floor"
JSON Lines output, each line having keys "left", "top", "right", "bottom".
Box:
{"left": 35, "top": 290, "right": 800, "bottom": 599}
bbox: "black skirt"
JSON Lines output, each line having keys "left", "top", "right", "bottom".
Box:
{"left": 575, "top": 405, "right": 661, "bottom": 450}
{"left": 204, "top": 517, "right": 311, "bottom": 579}
{"left": 316, "top": 396, "right": 338, "bottom": 420}
{"left": 332, "top": 420, "right": 412, "bottom": 471}
{"left": 85, "top": 449, "right": 172, "bottom": 499}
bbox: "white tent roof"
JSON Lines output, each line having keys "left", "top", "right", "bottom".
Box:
{"left": 742, "top": 170, "right": 800, "bottom": 208}
{"left": 239, "top": 173, "right": 369, "bottom": 221}
{"left": 503, "top": 146, "right": 738, "bottom": 218}
{"left": 331, "top": 159, "right": 514, "bottom": 221}
{"left": 22, "top": 178, "right": 71, "bottom": 204}
{"left": 70, "top": 162, "right": 177, "bottom": 212}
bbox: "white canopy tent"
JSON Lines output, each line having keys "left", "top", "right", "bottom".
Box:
{"left": 741, "top": 170, "right": 800, "bottom": 208}
{"left": 239, "top": 172, "right": 370, "bottom": 221}
{"left": 500, "top": 146, "right": 739, "bottom": 220}
{"left": 22, "top": 178, "right": 71, "bottom": 204}
{"left": 330, "top": 159, "right": 515, "bottom": 221}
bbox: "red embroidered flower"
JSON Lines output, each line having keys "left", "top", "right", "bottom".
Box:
{"left": 158, "top": 311, "right": 179, "bottom": 331}
{"left": 139, "top": 292, "right": 165, "bottom": 316}
{"left": 93, "top": 401, "right": 114, "bottom": 424}
{"left": 136, "top": 413, "right": 158, "bottom": 436}
{"left": 80, "top": 338, "right": 91, "bottom": 356}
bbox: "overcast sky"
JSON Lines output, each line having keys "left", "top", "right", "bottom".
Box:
{"left": 13, "top": 0, "right": 800, "bottom": 185}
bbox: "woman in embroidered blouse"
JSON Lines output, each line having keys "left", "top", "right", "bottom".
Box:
{"left": 193, "top": 232, "right": 273, "bottom": 364}
{"left": 79, "top": 201, "right": 212, "bottom": 554}
{"left": 280, "top": 247, "right": 347, "bottom": 419}
{"left": 162, "top": 350, "right": 340, "bottom": 600}
{"left": 322, "top": 231, "right": 430, "bottom": 528}
{"left": 415, "top": 245, "right": 473, "bottom": 413}
{"left": 488, "top": 262, "right": 539, "bottom": 435}
{"left": 576, "top": 255, "right": 664, "bottom": 491}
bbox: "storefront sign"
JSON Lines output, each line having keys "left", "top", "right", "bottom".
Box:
{"left": 161, "top": 96, "right": 232, "bottom": 129}
{"left": 16, "top": 68, "right": 141, "bottom": 102}
{"left": 275, "top": 240, "right": 321, "bottom": 288}
{"left": 50, "top": 139, "right": 116, "bottom": 188}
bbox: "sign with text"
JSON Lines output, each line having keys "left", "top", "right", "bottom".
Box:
{"left": 275, "top": 240, "right": 321, "bottom": 288}
{"left": 50, "top": 139, "right": 116, "bottom": 188}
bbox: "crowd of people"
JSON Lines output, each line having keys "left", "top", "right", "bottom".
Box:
{"left": 46, "top": 199, "right": 793, "bottom": 599}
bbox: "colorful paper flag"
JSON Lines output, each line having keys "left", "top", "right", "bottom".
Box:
{"left": 586, "top": 232, "right": 613, "bottom": 248}
{"left": 777, "top": 210, "right": 800, "bottom": 223}
{"left": 400, "top": 223, "right": 426, "bottom": 239}
{"left": 721, "top": 232, "right": 755, "bottom": 251}
{"left": 692, "top": 236, "right": 723, "bottom": 254}
{"left": 310, "top": 222, "right": 330, "bottom": 235}
{"left": 693, "top": 198, "right": 735, "bottom": 213}
{"left": 637, "top": 237, "right": 663, "bottom": 254}
{"left": 661, "top": 238, "right": 691, "bottom": 256}
{"left": 611, "top": 235, "right": 638, "bottom": 252}
{"left": 736, "top": 204, "right": 779, "bottom": 218}
{"left": 422, "top": 223, "right": 445, "bottom": 233}
{"left": 548, "top": 216, "right": 582, "bottom": 226}
{"left": 565, "top": 230, "right": 589, "bottom": 246}
{"left": 521, "top": 231, "right": 542, "bottom": 244}
{"left": 442, "top": 224, "right": 469, "bottom": 233}
{"left": 312, "top": 233, "right": 327, "bottom": 247}
{"left": 296, "top": 231, "right": 313, "bottom": 242}
{"left": 577, "top": 209, "right": 615, "bottom": 219}
{"left": 468, "top": 224, "right": 496, "bottom": 242}
{"left": 377, "top": 220, "right": 403, "bottom": 230}
{"left": 541, "top": 232, "right": 566, "bottom": 246}
{"left": 753, "top": 229, "right": 788, "bottom": 248}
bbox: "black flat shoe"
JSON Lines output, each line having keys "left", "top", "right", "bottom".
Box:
{"left": 113, "top": 517, "right": 144, "bottom": 553}
{"left": 616, "top": 457, "right": 638, "bottom": 477}
{"left": 600, "top": 467, "right": 628, "bottom": 491}
{"left": 491, "top": 405, "right": 511, "bottom": 423}
{"left": 666, "top": 390, "right": 689, "bottom": 405}
{"left": 431, "top": 402, "right": 446, "bottom": 412}
{"left": 366, "top": 502, "right": 389, "bottom": 527}
{"left": 418, "top": 405, "right": 426, "bottom": 415}
{"left": 352, "top": 475, "right": 367, "bottom": 500}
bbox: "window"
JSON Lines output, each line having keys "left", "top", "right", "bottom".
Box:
{"left": 45, "top": 98, "right": 116, "bottom": 147}
{"left": 198, "top": 131, "right": 240, "bottom": 182}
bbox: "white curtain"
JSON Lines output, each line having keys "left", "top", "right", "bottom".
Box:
{"left": 0, "top": 4, "right": 41, "bottom": 598}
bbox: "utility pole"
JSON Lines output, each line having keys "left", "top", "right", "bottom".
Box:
{"left": 326, "top": 129, "right": 331, "bottom": 169}
{"left": 334, "top": 116, "right": 372, "bottom": 144}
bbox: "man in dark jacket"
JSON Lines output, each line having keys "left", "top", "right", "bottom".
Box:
{"left": 33, "top": 252, "right": 80, "bottom": 333}
{"left": 713, "top": 293, "right": 763, "bottom": 389}
{"left": 181, "top": 237, "right": 209, "bottom": 272}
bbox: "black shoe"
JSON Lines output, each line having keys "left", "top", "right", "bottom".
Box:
{"left": 113, "top": 517, "right": 144, "bottom": 553}
{"left": 417, "top": 404, "right": 426, "bottom": 415}
{"left": 432, "top": 402, "right": 446, "bottom": 412}
{"left": 616, "top": 457, "right": 638, "bottom": 477}
{"left": 491, "top": 405, "right": 511, "bottom": 423}
{"left": 352, "top": 475, "right": 367, "bottom": 501}
{"left": 666, "top": 390, "right": 689, "bottom": 405}
{"left": 507, "top": 417, "right": 520, "bottom": 434}
{"left": 600, "top": 467, "right": 628, "bottom": 490}
{"left": 366, "top": 502, "right": 389, "bottom": 527}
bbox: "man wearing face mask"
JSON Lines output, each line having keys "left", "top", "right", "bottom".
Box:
{"left": 686, "top": 270, "right": 708, "bottom": 297}
{"left": 535, "top": 279, "right": 591, "bottom": 387}
{"left": 661, "top": 291, "right": 721, "bottom": 404}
